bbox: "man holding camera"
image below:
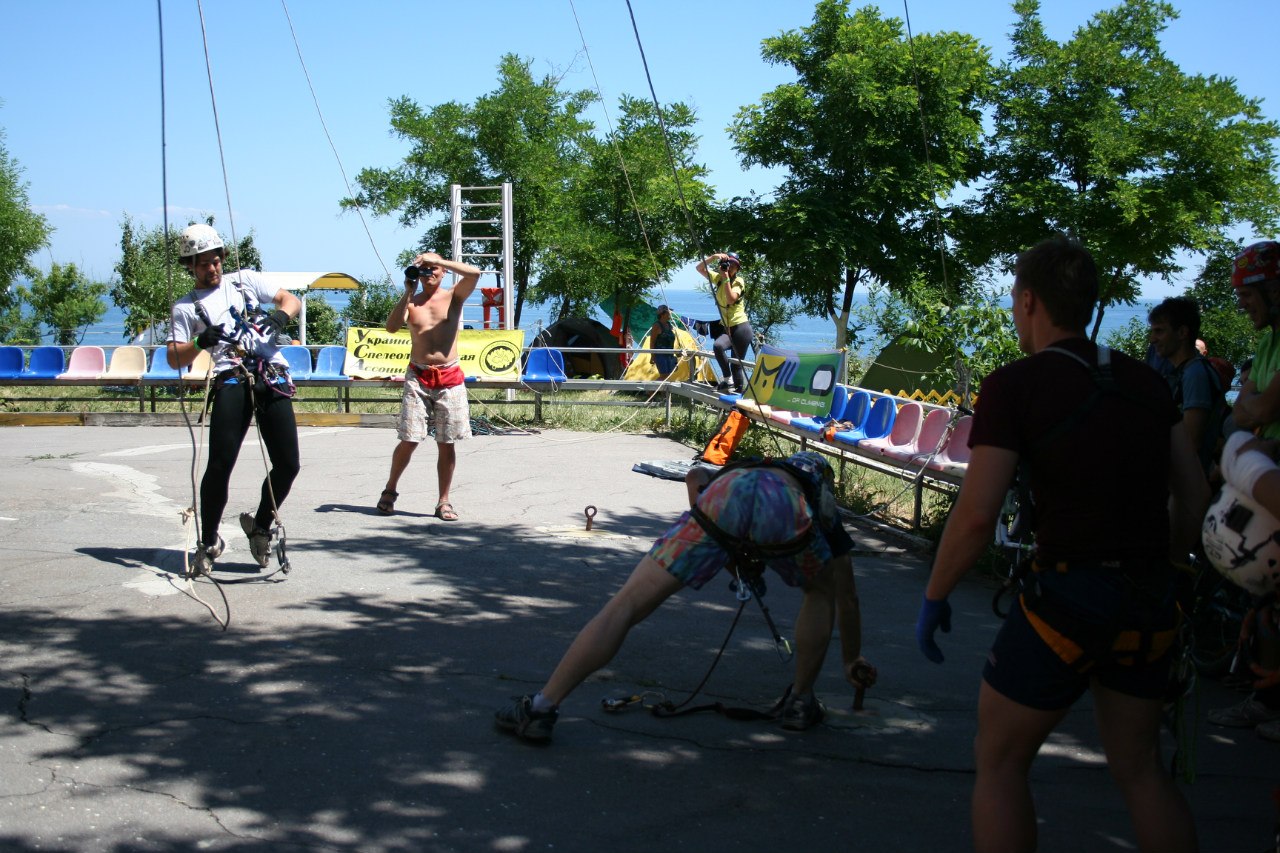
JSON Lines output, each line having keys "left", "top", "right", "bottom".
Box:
{"left": 376, "top": 251, "right": 481, "bottom": 521}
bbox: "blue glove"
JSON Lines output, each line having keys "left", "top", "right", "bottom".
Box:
{"left": 916, "top": 595, "right": 952, "bottom": 664}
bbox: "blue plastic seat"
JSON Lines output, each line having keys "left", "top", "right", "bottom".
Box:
{"left": 792, "top": 384, "right": 850, "bottom": 434}
{"left": 142, "top": 348, "right": 181, "bottom": 381}
{"left": 523, "top": 348, "right": 567, "bottom": 382}
{"left": 23, "top": 346, "right": 65, "bottom": 378}
{"left": 0, "top": 346, "right": 24, "bottom": 379}
{"left": 834, "top": 395, "right": 897, "bottom": 446}
{"left": 279, "top": 345, "right": 313, "bottom": 380}
{"left": 310, "top": 345, "right": 350, "bottom": 381}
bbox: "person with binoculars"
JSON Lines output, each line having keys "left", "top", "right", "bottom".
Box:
{"left": 376, "top": 251, "right": 481, "bottom": 521}
{"left": 696, "top": 251, "right": 753, "bottom": 393}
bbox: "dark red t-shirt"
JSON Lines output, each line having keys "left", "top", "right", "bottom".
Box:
{"left": 970, "top": 337, "right": 1179, "bottom": 561}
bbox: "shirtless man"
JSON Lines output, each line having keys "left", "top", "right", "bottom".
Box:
{"left": 376, "top": 251, "right": 480, "bottom": 521}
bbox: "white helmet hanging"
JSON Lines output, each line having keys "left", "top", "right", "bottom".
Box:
{"left": 1202, "top": 483, "right": 1280, "bottom": 597}
{"left": 179, "top": 223, "right": 224, "bottom": 258}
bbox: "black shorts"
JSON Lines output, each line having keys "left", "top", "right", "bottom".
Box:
{"left": 983, "top": 563, "right": 1178, "bottom": 711}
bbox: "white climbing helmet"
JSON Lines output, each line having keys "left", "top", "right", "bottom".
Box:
{"left": 179, "top": 223, "right": 224, "bottom": 258}
{"left": 1202, "top": 483, "right": 1280, "bottom": 597}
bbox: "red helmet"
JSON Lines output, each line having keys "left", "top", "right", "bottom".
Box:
{"left": 1232, "top": 241, "right": 1280, "bottom": 289}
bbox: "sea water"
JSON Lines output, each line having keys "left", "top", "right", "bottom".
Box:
{"left": 77, "top": 287, "right": 1154, "bottom": 356}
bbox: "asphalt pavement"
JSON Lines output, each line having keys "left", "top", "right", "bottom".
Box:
{"left": 0, "top": 424, "right": 1274, "bottom": 852}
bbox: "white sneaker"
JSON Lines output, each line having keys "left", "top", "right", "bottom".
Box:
{"left": 239, "top": 513, "right": 272, "bottom": 568}
{"left": 190, "top": 535, "right": 225, "bottom": 578}
{"left": 1207, "top": 697, "right": 1280, "bottom": 728}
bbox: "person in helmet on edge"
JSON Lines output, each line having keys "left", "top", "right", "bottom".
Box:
{"left": 375, "top": 251, "right": 481, "bottom": 522}
{"left": 1203, "top": 241, "right": 1280, "bottom": 736}
{"left": 494, "top": 451, "right": 876, "bottom": 744}
{"left": 916, "top": 236, "right": 1207, "bottom": 853}
{"left": 696, "top": 251, "right": 753, "bottom": 393}
{"left": 167, "top": 223, "right": 303, "bottom": 576}
{"left": 1228, "top": 241, "right": 1280, "bottom": 441}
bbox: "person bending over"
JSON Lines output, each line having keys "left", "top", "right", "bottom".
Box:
{"left": 495, "top": 450, "right": 876, "bottom": 743}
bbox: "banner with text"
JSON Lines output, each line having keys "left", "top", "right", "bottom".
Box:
{"left": 744, "top": 344, "right": 845, "bottom": 416}
{"left": 343, "top": 327, "right": 525, "bottom": 380}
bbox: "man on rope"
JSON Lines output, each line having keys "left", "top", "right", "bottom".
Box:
{"left": 168, "top": 223, "right": 302, "bottom": 576}
{"left": 494, "top": 451, "right": 876, "bottom": 744}
{"left": 915, "top": 236, "right": 1207, "bottom": 853}
{"left": 376, "top": 252, "right": 480, "bottom": 522}
{"left": 696, "top": 251, "right": 753, "bottom": 393}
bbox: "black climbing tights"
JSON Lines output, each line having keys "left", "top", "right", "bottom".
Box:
{"left": 713, "top": 321, "right": 754, "bottom": 390}
{"left": 200, "top": 381, "right": 300, "bottom": 546}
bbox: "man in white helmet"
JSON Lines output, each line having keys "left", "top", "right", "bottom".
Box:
{"left": 375, "top": 251, "right": 480, "bottom": 521}
{"left": 167, "top": 222, "right": 303, "bottom": 576}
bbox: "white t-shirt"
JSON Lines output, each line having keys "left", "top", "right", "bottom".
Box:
{"left": 171, "top": 270, "right": 287, "bottom": 372}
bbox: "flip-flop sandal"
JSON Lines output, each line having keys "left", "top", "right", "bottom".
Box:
{"left": 377, "top": 489, "right": 398, "bottom": 515}
{"left": 434, "top": 501, "right": 459, "bottom": 521}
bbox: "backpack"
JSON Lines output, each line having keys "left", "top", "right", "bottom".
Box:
{"left": 1171, "top": 355, "right": 1229, "bottom": 465}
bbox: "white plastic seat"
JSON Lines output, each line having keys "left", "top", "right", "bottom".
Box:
{"left": 102, "top": 346, "right": 147, "bottom": 381}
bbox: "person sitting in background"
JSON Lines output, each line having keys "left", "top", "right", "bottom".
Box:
{"left": 647, "top": 304, "right": 678, "bottom": 377}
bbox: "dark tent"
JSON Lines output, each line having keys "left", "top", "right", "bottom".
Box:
{"left": 529, "top": 317, "right": 624, "bottom": 380}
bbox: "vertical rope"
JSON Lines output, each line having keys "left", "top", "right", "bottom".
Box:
{"left": 194, "top": 0, "right": 241, "bottom": 272}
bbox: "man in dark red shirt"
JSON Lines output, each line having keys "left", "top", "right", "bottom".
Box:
{"left": 916, "top": 236, "right": 1208, "bottom": 853}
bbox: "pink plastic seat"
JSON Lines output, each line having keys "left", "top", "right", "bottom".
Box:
{"left": 860, "top": 401, "right": 922, "bottom": 456}
{"left": 58, "top": 345, "right": 106, "bottom": 379}
{"left": 928, "top": 415, "right": 974, "bottom": 475}
{"left": 881, "top": 407, "right": 949, "bottom": 463}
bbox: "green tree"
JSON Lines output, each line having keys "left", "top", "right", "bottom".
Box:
{"left": 0, "top": 124, "right": 53, "bottom": 340}
{"left": 18, "top": 262, "right": 107, "bottom": 346}
{"left": 533, "top": 95, "right": 715, "bottom": 329}
{"left": 113, "top": 215, "right": 262, "bottom": 341}
{"left": 966, "top": 0, "right": 1280, "bottom": 340}
{"left": 344, "top": 54, "right": 597, "bottom": 327}
{"left": 340, "top": 276, "right": 399, "bottom": 331}
{"left": 727, "top": 0, "right": 992, "bottom": 351}
{"left": 299, "top": 294, "right": 343, "bottom": 346}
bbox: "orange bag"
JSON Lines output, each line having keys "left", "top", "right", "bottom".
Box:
{"left": 700, "top": 409, "right": 750, "bottom": 465}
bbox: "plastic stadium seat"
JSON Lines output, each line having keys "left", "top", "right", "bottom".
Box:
{"left": 279, "top": 345, "right": 313, "bottom": 380}
{"left": 927, "top": 415, "right": 974, "bottom": 475}
{"left": 0, "top": 346, "right": 23, "bottom": 379}
{"left": 142, "top": 348, "right": 181, "bottom": 381}
{"left": 882, "top": 407, "right": 950, "bottom": 463}
{"left": 58, "top": 345, "right": 106, "bottom": 379}
{"left": 792, "top": 385, "right": 850, "bottom": 434}
{"left": 310, "top": 345, "right": 350, "bottom": 381}
{"left": 102, "top": 346, "right": 147, "bottom": 381}
{"left": 833, "top": 395, "right": 896, "bottom": 446}
{"left": 184, "top": 349, "right": 214, "bottom": 382}
{"left": 818, "top": 390, "right": 870, "bottom": 441}
{"left": 522, "top": 348, "right": 567, "bottom": 382}
{"left": 860, "top": 401, "right": 922, "bottom": 456}
{"left": 23, "top": 346, "right": 65, "bottom": 378}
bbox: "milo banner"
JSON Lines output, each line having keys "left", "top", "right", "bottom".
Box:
{"left": 344, "top": 327, "right": 525, "bottom": 380}
{"left": 744, "top": 344, "right": 845, "bottom": 416}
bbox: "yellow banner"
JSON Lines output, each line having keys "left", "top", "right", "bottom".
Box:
{"left": 343, "top": 327, "right": 525, "bottom": 380}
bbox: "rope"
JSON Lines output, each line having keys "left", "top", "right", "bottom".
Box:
{"left": 279, "top": 0, "right": 392, "bottom": 281}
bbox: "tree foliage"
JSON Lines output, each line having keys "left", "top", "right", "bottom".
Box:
{"left": 967, "top": 0, "right": 1280, "bottom": 340}
{"left": 345, "top": 54, "right": 597, "bottom": 327}
{"left": 727, "top": 0, "right": 992, "bottom": 350}
{"left": 0, "top": 124, "right": 52, "bottom": 338}
{"left": 17, "top": 262, "right": 107, "bottom": 346}
{"left": 340, "top": 276, "right": 400, "bottom": 331}
{"left": 113, "top": 215, "right": 261, "bottom": 341}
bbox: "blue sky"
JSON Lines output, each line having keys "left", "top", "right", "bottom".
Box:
{"left": 3, "top": 0, "right": 1276, "bottom": 297}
